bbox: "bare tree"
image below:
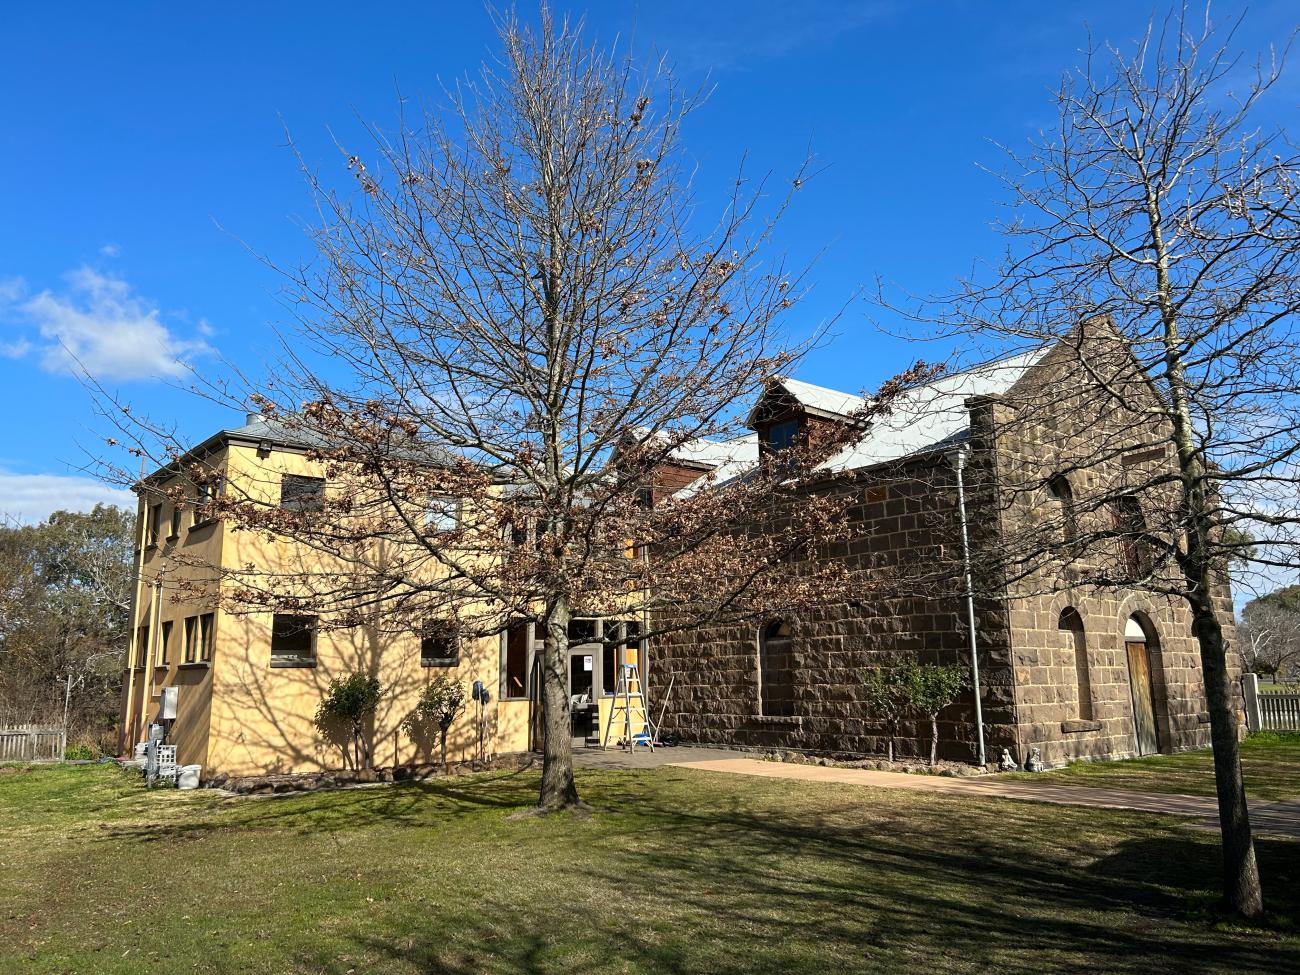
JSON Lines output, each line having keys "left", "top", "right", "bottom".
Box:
{"left": 890, "top": 7, "right": 1300, "bottom": 917}
{"left": 95, "top": 9, "right": 924, "bottom": 811}
{"left": 1239, "top": 594, "right": 1300, "bottom": 684}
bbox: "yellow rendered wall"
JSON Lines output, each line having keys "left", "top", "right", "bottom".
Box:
{"left": 203, "top": 443, "right": 532, "bottom": 776}
{"left": 117, "top": 454, "right": 225, "bottom": 769}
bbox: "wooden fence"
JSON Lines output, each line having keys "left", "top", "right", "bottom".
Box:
{"left": 1259, "top": 692, "right": 1300, "bottom": 732}
{"left": 0, "top": 725, "right": 65, "bottom": 762}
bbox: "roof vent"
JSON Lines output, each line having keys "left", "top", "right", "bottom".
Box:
{"left": 245, "top": 412, "right": 260, "bottom": 426}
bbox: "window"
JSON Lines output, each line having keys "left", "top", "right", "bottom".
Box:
{"left": 168, "top": 505, "right": 183, "bottom": 540}
{"left": 194, "top": 476, "right": 225, "bottom": 527}
{"left": 758, "top": 619, "right": 795, "bottom": 717}
{"left": 270, "top": 614, "right": 317, "bottom": 667}
{"left": 183, "top": 616, "right": 198, "bottom": 663}
{"left": 534, "top": 518, "right": 552, "bottom": 550}
{"left": 503, "top": 621, "right": 530, "bottom": 699}
{"left": 420, "top": 619, "right": 459, "bottom": 667}
{"left": 427, "top": 496, "right": 461, "bottom": 533}
{"left": 1110, "top": 495, "right": 1152, "bottom": 577}
{"left": 1059, "top": 608, "right": 1092, "bottom": 721}
{"left": 1047, "top": 474, "right": 1078, "bottom": 545}
{"left": 147, "top": 503, "right": 163, "bottom": 547}
{"left": 766, "top": 418, "right": 801, "bottom": 453}
{"left": 280, "top": 475, "right": 325, "bottom": 513}
{"left": 199, "top": 613, "right": 215, "bottom": 662}
{"left": 568, "top": 617, "right": 598, "bottom": 644}
{"left": 604, "top": 620, "right": 641, "bottom": 695}
{"left": 135, "top": 624, "right": 150, "bottom": 668}
{"left": 158, "top": 620, "right": 173, "bottom": 667}
{"left": 509, "top": 512, "right": 530, "bottom": 547}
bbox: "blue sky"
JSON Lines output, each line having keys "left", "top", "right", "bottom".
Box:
{"left": 0, "top": 1, "right": 1295, "bottom": 522}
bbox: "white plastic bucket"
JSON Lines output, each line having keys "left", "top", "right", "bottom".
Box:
{"left": 177, "top": 765, "right": 202, "bottom": 790}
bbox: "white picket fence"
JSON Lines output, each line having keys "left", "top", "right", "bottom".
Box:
{"left": 0, "top": 725, "right": 65, "bottom": 762}
{"left": 1243, "top": 674, "right": 1300, "bottom": 732}
{"left": 1259, "top": 691, "right": 1300, "bottom": 732}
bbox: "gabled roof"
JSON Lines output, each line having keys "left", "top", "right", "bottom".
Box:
{"left": 820, "top": 347, "right": 1048, "bottom": 473}
{"left": 745, "top": 376, "right": 870, "bottom": 426}
{"left": 670, "top": 346, "right": 1050, "bottom": 497}
{"left": 666, "top": 432, "right": 759, "bottom": 470}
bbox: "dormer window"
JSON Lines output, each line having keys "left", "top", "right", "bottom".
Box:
{"left": 766, "top": 418, "right": 801, "bottom": 452}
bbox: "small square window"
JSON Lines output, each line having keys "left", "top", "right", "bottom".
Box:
{"left": 420, "top": 620, "right": 459, "bottom": 667}
{"left": 280, "top": 475, "right": 325, "bottom": 513}
{"left": 193, "top": 476, "right": 225, "bottom": 527}
{"left": 567, "top": 618, "right": 597, "bottom": 644}
{"left": 766, "top": 418, "right": 801, "bottom": 452}
{"left": 427, "top": 497, "right": 461, "bottom": 533}
{"left": 271, "top": 614, "right": 317, "bottom": 667}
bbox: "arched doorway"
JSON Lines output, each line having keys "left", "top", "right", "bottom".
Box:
{"left": 1125, "top": 616, "right": 1159, "bottom": 755}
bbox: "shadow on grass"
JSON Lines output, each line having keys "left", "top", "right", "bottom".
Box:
{"left": 95, "top": 765, "right": 543, "bottom": 843}
{"left": 334, "top": 775, "right": 1300, "bottom": 975}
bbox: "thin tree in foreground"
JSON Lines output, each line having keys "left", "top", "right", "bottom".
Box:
{"left": 907, "top": 663, "right": 966, "bottom": 767}
{"left": 407, "top": 676, "right": 467, "bottom": 775}
{"left": 898, "top": 8, "right": 1300, "bottom": 916}
{"left": 96, "top": 9, "right": 925, "bottom": 812}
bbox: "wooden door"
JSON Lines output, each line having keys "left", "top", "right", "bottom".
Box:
{"left": 1126, "top": 641, "right": 1159, "bottom": 755}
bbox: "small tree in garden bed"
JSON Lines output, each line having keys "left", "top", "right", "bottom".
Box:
{"left": 907, "top": 663, "right": 967, "bottom": 766}
{"left": 859, "top": 659, "right": 914, "bottom": 762}
{"left": 315, "top": 673, "right": 381, "bottom": 770}
{"left": 406, "top": 676, "right": 466, "bottom": 774}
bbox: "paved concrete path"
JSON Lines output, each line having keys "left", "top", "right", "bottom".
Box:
{"left": 669, "top": 757, "right": 1300, "bottom": 840}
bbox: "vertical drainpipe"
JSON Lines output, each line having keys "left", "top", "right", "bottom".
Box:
{"left": 947, "top": 444, "right": 987, "bottom": 768}
{"left": 121, "top": 462, "right": 149, "bottom": 750}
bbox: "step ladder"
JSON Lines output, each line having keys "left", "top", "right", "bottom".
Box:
{"left": 602, "top": 663, "right": 653, "bottom": 752}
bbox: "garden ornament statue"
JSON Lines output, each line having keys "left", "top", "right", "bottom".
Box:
{"left": 1025, "top": 747, "right": 1045, "bottom": 772}
{"left": 998, "top": 748, "right": 1018, "bottom": 772}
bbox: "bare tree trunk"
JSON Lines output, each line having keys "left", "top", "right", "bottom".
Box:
{"left": 930, "top": 715, "right": 939, "bottom": 767}
{"left": 538, "top": 598, "right": 580, "bottom": 811}
{"left": 1192, "top": 581, "right": 1264, "bottom": 915}
{"left": 440, "top": 728, "right": 449, "bottom": 776}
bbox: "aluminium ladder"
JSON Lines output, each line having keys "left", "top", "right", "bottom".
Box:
{"left": 601, "top": 662, "right": 653, "bottom": 752}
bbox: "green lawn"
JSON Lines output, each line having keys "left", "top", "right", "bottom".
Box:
{"left": 1, "top": 763, "right": 1297, "bottom": 975}
{"left": 1008, "top": 732, "right": 1300, "bottom": 802}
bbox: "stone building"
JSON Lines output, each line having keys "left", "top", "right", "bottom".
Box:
{"left": 648, "top": 325, "right": 1237, "bottom": 767}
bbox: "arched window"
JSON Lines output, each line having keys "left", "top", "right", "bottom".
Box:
{"left": 1047, "top": 474, "right": 1078, "bottom": 545}
{"left": 1058, "top": 608, "right": 1092, "bottom": 721}
{"left": 758, "top": 619, "right": 795, "bottom": 717}
{"left": 1109, "top": 495, "right": 1151, "bottom": 577}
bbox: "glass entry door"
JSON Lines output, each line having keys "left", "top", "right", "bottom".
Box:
{"left": 569, "top": 651, "right": 595, "bottom": 742}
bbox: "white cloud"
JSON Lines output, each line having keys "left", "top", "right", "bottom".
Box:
{"left": 9, "top": 266, "right": 214, "bottom": 381}
{"left": 0, "top": 470, "right": 134, "bottom": 525}
{"left": 99, "top": 243, "right": 121, "bottom": 257}
{"left": 0, "top": 276, "right": 24, "bottom": 303}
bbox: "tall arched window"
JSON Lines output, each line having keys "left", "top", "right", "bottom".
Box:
{"left": 758, "top": 619, "right": 795, "bottom": 717}
{"left": 1110, "top": 495, "right": 1151, "bottom": 577}
{"left": 1048, "top": 474, "right": 1078, "bottom": 545}
{"left": 1058, "top": 608, "right": 1092, "bottom": 721}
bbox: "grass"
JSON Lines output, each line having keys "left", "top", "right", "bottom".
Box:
{"left": 0, "top": 762, "right": 1297, "bottom": 974}
{"left": 1007, "top": 732, "right": 1300, "bottom": 802}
